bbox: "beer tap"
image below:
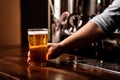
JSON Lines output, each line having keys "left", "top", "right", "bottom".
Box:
{"left": 66, "top": 14, "right": 81, "bottom": 35}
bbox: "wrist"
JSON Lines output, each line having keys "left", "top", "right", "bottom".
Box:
{"left": 58, "top": 42, "right": 67, "bottom": 53}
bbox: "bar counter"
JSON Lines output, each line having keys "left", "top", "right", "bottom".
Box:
{"left": 0, "top": 45, "right": 120, "bottom": 80}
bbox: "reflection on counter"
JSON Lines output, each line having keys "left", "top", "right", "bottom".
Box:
{"left": 48, "top": 53, "right": 120, "bottom": 76}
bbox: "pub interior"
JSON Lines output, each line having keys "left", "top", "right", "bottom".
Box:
{"left": 0, "top": 0, "right": 120, "bottom": 80}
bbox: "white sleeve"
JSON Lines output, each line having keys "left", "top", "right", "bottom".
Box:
{"left": 90, "top": 0, "right": 120, "bottom": 35}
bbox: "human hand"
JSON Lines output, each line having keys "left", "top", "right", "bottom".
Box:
{"left": 27, "top": 51, "right": 30, "bottom": 64}
{"left": 46, "top": 43, "right": 63, "bottom": 59}
{"left": 27, "top": 43, "right": 63, "bottom": 63}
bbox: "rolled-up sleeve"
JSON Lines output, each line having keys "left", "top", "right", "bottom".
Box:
{"left": 90, "top": 0, "right": 120, "bottom": 35}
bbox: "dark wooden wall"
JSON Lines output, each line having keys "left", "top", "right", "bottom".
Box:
{"left": 21, "top": 0, "right": 48, "bottom": 45}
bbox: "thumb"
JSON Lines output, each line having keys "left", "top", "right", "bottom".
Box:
{"left": 46, "top": 51, "right": 50, "bottom": 60}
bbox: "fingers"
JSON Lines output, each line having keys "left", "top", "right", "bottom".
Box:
{"left": 46, "top": 51, "right": 51, "bottom": 60}
{"left": 28, "top": 51, "right": 30, "bottom": 57}
{"left": 27, "top": 57, "right": 30, "bottom": 63}
{"left": 47, "top": 43, "right": 62, "bottom": 59}
{"left": 27, "top": 51, "right": 30, "bottom": 63}
{"left": 47, "top": 47, "right": 61, "bottom": 59}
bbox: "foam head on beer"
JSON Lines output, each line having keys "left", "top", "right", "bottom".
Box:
{"left": 28, "top": 28, "right": 48, "bottom": 46}
{"left": 28, "top": 29, "right": 48, "bottom": 35}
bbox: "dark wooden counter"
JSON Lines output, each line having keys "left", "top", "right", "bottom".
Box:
{"left": 0, "top": 45, "right": 120, "bottom": 80}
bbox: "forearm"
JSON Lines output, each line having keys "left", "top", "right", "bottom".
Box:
{"left": 59, "top": 21, "right": 105, "bottom": 52}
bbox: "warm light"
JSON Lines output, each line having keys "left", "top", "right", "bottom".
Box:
{"left": 54, "top": 0, "right": 61, "bottom": 19}
{"left": 68, "top": 0, "right": 73, "bottom": 14}
{"left": 97, "top": 0, "right": 101, "bottom": 4}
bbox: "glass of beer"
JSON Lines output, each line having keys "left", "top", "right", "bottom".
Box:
{"left": 28, "top": 28, "right": 48, "bottom": 66}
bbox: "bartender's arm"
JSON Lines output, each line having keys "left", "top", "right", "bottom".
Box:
{"left": 47, "top": 0, "right": 120, "bottom": 59}
{"left": 47, "top": 21, "right": 104, "bottom": 59}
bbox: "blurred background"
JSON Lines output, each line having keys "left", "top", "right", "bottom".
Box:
{"left": 0, "top": 0, "right": 113, "bottom": 46}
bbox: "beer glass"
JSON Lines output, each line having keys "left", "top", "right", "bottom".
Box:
{"left": 28, "top": 28, "right": 48, "bottom": 66}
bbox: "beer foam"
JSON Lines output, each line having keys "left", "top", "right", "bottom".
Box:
{"left": 28, "top": 31, "right": 48, "bottom": 35}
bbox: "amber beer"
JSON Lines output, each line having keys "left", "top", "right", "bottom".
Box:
{"left": 28, "top": 28, "right": 48, "bottom": 66}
